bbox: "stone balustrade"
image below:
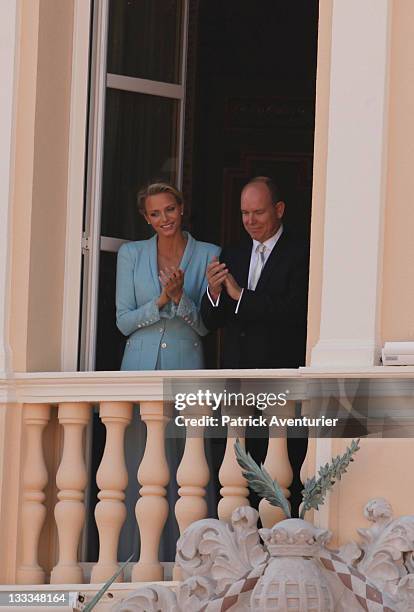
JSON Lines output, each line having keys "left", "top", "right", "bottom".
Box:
{"left": 2, "top": 369, "right": 412, "bottom": 586}
{"left": 16, "top": 397, "right": 294, "bottom": 585}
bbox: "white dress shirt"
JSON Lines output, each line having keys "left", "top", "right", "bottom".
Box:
{"left": 247, "top": 225, "right": 284, "bottom": 289}
{"left": 207, "top": 224, "right": 284, "bottom": 312}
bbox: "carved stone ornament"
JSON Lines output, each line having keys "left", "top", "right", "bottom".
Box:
{"left": 112, "top": 500, "right": 414, "bottom": 611}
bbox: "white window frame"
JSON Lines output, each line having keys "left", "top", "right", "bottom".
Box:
{"left": 62, "top": 0, "right": 189, "bottom": 372}
{"left": 61, "top": 0, "right": 93, "bottom": 371}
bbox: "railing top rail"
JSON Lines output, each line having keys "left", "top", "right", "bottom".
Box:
{"left": 0, "top": 367, "right": 414, "bottom": 403}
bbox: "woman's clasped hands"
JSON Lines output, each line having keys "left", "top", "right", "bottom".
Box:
{"left": 158, "top": 267, "right": 184, "bottom": 308}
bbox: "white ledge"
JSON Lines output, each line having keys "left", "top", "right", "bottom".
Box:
{"left": 0, "top": 367, "right": 413, "bottom": 403}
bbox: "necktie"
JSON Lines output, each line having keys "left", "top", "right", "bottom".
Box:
{"left": 249, "top": 244, "right": 266, "bottom": 290}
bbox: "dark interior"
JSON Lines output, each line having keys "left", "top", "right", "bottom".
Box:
{"left": 188, "top": 0, "right": 318, "bottom": 250}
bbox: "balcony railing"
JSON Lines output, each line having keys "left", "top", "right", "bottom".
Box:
{"left": 1, "top": 367, "right": 413, "bottom": 591}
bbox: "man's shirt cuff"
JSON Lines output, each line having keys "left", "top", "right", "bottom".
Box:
{"left": 207, "top": 286, "right": 220, "bottom": 307}
{"left": 234, "top": 288, "right": 244, "bottom": 314}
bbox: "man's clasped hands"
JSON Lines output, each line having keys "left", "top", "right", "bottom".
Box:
{"left": 206, "top": 256, "right": 242, "bottom": 302}
{"left": 157, "top": 255, "right": 242, "bottom": 309}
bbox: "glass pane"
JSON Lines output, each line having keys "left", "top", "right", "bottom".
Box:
{"left": 95, "top": 251, "right": 125, "bottom": 371}
{"left": 107, "top": 0, "right": 184, "bottom": 84}
{"left": 101, "top": 88, "right": 179, "bottom": 240}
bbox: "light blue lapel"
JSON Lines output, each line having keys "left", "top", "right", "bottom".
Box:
{"left": 148, "top": 234, "right": 161, "bottom": 292}
{"left": 179, "top": 231, "right": 195, "bottom": 272}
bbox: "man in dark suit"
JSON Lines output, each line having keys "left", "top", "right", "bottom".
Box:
{"left": 201, "top": 176, "right": 308, "bottom": 368}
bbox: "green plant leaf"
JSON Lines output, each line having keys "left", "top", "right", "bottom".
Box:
{"left": 83, "top": 555, "right": 133, "bottom": 611}
{"left": 300, "top": 439, "right": 360, "bottom": 519}
{"left": 234, "top": 439, "right": 291, "bottom": 518}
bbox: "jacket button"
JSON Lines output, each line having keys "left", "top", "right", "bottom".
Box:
{"left": 161, "top": 342, "right": 167, "bottom": 349}
{"left": 240, "top": 332, "right": 246, "bottom": 337}
{"left": 194, "top": 342, "right": 198, "bottom": 347}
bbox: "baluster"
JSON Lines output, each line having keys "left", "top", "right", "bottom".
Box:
{"left": 132, "top": 401, "right": 170, "bottom": 582}
{"left": 17, "top": 404, "right": 51, "bottom": 584}
{"left": 50, "top": 402, "right": 90, "bottom": 584}
{"left": 218, "top": 406, "right": 250, "bottom": 521}
{"left": 91, "top": 401, "right": 133, "bottom": 583}
{"left": 300, "top": 400, "right": 312, "bottom": 485}
{"left": 258, "top": 435, "right": 292, "bottom": 526}
{"left": 299, "top": 399, "right": 315, "bottom": 521}
{"left": 259, "top": 401, "right": 294, "bottom": 527}
{"left": 173, "top": 406, "right": 210, "bottom": 580}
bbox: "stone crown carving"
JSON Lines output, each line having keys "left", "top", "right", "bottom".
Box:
{"left": 112, "top": 499, "right": 414, "bottom": 611}
{"left": 260, "top": 517, "right": 332, "bottom": 557}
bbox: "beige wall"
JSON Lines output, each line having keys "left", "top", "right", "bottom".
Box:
{"left": 10, "top": 0, "right": 39, "bottom": 372}
{"left": 308, "top": 0, "right": 414, "bottom": 354}
{"left": 11, "top": 0, "right": 74, "bottom": 372}
{"left": 381, "top": 0, "right": 414, "bottom": 342}
{"left": 0, "top": 405, "right": 23, "bottom": 583}
{"left": 306, "top": 0, "right": 333, "bottom": 364}
{"left": 306, "top": 0, "right": 414, "bottom": 546}
{"left": 27, "top": 0, "right": 74, "bottom": 371}
{"left": 326, "top": 437, "right": 414, "bottom": 547}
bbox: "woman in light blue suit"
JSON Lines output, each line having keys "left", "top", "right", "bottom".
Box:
{"left": 116, "top": 182, "right": 219, "bottom": 562}
{"left": 116, "top": 182, "right": 220, "bottom": 370}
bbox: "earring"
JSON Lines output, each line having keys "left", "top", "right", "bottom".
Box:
{"left": 181, "top": 211, "right": 184, "bottom": 216}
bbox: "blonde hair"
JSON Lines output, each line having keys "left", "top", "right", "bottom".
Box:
{"left": 137, "top": 182, "right": 183, "bottom": 215}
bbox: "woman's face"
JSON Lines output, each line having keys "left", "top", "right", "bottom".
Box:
{"left": 144, "top": 192, "right": 183, "bottom": 238}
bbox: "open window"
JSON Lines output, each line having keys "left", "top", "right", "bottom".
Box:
{"left": 81, "top": 0, "right": 188, "bottom": 370}
{"left": 81, "top": 0, "right": 318, "bottom": 371}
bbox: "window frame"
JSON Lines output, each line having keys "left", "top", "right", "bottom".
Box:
{"left": 78, "top": 0, "right": 189, "bottom": 371}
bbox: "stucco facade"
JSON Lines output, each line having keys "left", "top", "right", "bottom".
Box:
{"left": 0, "top": 0, "right": 413, "bottom": 603}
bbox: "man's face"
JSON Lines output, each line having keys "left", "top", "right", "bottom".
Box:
{"left": 240, "top": 183, "right": 285, "bottom": 243}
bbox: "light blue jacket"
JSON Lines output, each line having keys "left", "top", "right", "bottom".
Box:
{"left": 116, "top": 232, "right": 220, "bottom": 370}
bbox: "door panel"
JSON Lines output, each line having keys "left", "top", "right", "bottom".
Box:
{"left": 82, "top": 0, "right": 187, "bottom": 371}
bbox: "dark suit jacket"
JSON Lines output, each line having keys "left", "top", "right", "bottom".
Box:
{"left": 200, "top": 231, "right": 308, "bottom": 368}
